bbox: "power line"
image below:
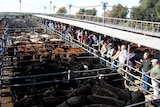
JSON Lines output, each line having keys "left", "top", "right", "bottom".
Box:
{"left": 72, "top": 5, "right": 101, "bottom": 8}
{"left": 108, "top": 5, "right": 133, "bottom": 9}
{"left": 37, "top": 3, "right": 50, "bottom": 9}
{"left": 21, "top": 2, "right": 50, "bottom": 9}
{"left": 22, "top": 2, "right": 38, "bottom": 9}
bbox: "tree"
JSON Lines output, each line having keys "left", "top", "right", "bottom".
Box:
{"left": 107, "top": 4, "right": 128, "bottom": 18}
{"left": 76, "top": 8, "right": 97, "bottom": 16}
{"left": 130, "top": 0, "right": 160, "bottom": 21}
{"left": 56, "top": 7, "right": 67, "bottom": 14}
{"left": 85, "top": 8, "right": 97, "bottom": 16}
{"left": 76, "top": 8, "right": 85, "bottom": 15}
{"left": 130, "top": 6, "right": 145, "bottom": 20}
{"left": 155, "top": 2, "right": 160, "bottom": 21}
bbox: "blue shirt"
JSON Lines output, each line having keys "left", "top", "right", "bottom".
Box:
{"left": 0, "top": 48, "right": 3, "bottom": 54}
{"left": 88, "top": 39, "right": 93, "bottom": 46}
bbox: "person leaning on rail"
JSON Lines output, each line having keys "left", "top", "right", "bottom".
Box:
{"left": 143, "top": 59, "right": 160, "bottom": 101}
{"left": 117, "top": 45, "right": 128, "bottom": 74}
{"left": 137, "top": 52, "right": 152, "bottom": 93}
{"left": 110, "top": 44, "right": 121, "bottom": 72}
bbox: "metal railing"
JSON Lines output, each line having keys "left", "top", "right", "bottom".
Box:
{"left": 42, "top": 15, "right": 160, "bottom": 101}
{"left": 26, "top": 23, "right": 160, "bottom": 102}
{"left": 1, "top": 20, "right": 159, "bottom": 106}
{"left": 51, "top": 14, "right": 160, "bottom": 38}
{"left": 2, "top": 12, "right": 160, "bottom": 37}
{"left": 54, "top": 29, "right": 160, "bottom": 104}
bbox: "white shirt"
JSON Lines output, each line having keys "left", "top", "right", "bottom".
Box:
{"left": 119, "top": 49, "right": 128, "bottom": 64}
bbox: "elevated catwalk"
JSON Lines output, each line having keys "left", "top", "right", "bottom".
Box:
{"left": 35, "top": 14, "right": 160, "bottom": 51}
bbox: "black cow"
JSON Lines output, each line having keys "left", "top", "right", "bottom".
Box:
{"left": 127, "top": 89, "right": 145, "bottom": 107}
{"left": 99, "top": 79, "right": 131, "bottom": 102}
{"left": 87, "top": 95, "right": 126, "bottom": 107}
{"left": 56, "top": 95, "right": 89, "bottom": 107}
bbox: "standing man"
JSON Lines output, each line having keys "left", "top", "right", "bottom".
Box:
{"left": 145, "top": 59, "right": 160, "bottom": 100}
{"left": 117, "top": 45, "right": 128, "bottom": 74}
{"left": 126, "top": 47, "right": 137, "bottom": 83}
{"left": 110, "top": 44, "right": 121, "bottom": 72}
{"left": 138, "top": 52, "right": 152, "bottom": 93}
{"left": 91, "top": 34, "right": 99, "bottom": 50}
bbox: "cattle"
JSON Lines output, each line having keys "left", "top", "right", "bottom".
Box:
{"left": 15, "top": 42, "right": 53, "bottom": 61}
{"left": 66, "top": 85, "right": 92, "bottom": 98}
{"left": 52, "top": 47, "right": 65, "bottom": 59}
{"left": 0, "top": 17, "right": 8, "bottom": 25}
{"left": 12, "top": 76, "right": 145, "bottom": 107}
{"left": 16, "top": 42, "right": 36, "bottom": 60}
{"left": 92, "top": 85, "right": 119, "bottom": 99}
{"left": 127, "top": 89, "right": 145, "bottom": 107}
{"left": 0, "top": 23, "right": 6, "bottom": 38}
{"left": 66, "top": 48, "right": 86, "bottom": 58}
{"left": 2, "top": 16, "right": 150, "bottom": 107}
{"left": 8, "top": 41, "right": 145, "bottom": 107}
{"left": 84, "top": 104, "right": 117, "bottom": 107}
{"left": 56, "top": 95, "right": 89, "bottom": 107}
{"left": 15, "top": 41, "right": 88, "bottom": 62}
{"left": 14, "top": 94, "right": 66, "bottom": 107}
{"left": 87, "top": 95, "right": 126, "bottom": 107}
{"left": 99, "top": 79, "right": 131, "bottom": 102}
{"left": 14, "top": 40, "right": 89, "bottom": 63}
{"left": 37, "top": 96, "right": 66, "bottom": 107}
{"left": 35, "top": 45, "right": 51, "bottom": 62}
{"left": 4, "top": 31, "right": 144, "bottom": 107}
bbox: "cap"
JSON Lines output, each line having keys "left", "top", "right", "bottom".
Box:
{"left": 151, "top": 59, "right": 158, "bottom": 63}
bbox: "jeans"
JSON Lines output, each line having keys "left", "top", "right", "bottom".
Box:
{"left": 101, "top": 56, "right": 106, "bottom": 65}
{"left": 89, "top": 48, "right": 93, "bottom": 56}
{"left": 142, "top": 72, "right": 151, "bottom": 91}
{"left": 117, "top": 63, "right": 124, "bottom": 75}
{"left": 128, "top": 69, "right": 135, "bottom": 82}
{"left": 110, "top": 60, "right": 119, "bottom": 72}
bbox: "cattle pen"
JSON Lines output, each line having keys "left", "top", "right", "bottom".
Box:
{"left": 0, "top": 14, "right": 158, "bottom": 107}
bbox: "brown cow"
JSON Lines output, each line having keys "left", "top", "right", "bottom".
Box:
{"left": 17, "top": 42, "right": 38, "bottom": 60}
{"left": 52, "top": 48, "right": 65, "bottom": 59}
{"left": 20, "top": 46, "right": 36, "bottom": 60}
{"left": 66, "top": 48, "right": 86, "bottom": 58}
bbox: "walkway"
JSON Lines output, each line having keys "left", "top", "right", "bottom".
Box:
{"left": 35, "top": 14, "right": 160, "bottom": 51}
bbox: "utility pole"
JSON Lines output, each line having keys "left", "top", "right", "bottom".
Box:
{"left": 53, "top": 6, "right": 56, "bottom": 14}
{"left": 44, "top": 6, "right": 46, "bottom": 14}
{"left": 68, "top": 4, "right": 72, "bottom": 18}
{"left": 50, "top": 1, "right": 52, "bottom": 14}
{"left": 102, "top": 2, "right": 108, "bottom": 26}
{"left": 19, "top": 0, "right": 22, "bottom": 12}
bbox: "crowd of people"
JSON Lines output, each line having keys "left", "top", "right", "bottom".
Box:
{"left": 45, "top": 20, "right": 160, "bottom": 100}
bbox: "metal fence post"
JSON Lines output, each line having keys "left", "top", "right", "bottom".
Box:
{"left": 68, "top": 70, "right": 71, "bottom": 80}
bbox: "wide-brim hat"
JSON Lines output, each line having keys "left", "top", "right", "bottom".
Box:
{"left": 151, "top": 59, "right": 158, "bottom": 63}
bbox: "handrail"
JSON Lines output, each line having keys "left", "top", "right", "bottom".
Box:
{"left": 56, "top": 29, "right": 160, "bottom": 101}
{"left": 50, "top": 14, "right": 160, "bottom": 38}
{"left": 125, "top": 98, "right": 160, "bottom": 107}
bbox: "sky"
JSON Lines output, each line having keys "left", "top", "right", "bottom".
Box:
{"left": 0, "top": 0, "right": 140, "bottom": 16}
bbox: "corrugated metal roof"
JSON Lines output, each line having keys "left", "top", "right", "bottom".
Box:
{"left": 35, "top": 15, "right": 160, "bottom": 51}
